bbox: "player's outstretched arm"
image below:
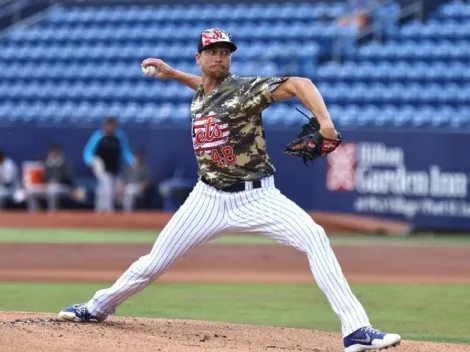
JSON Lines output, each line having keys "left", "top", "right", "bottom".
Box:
{"left": 141, "top": 58, "right": 202, "bottom": 91}
{"left": 272, "top": 77, "right": 337, "bottom": 138}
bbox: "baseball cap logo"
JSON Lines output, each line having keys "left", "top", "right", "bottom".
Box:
{"left": 202, "top": 29, "right": 230, "bottom": 47}
{"left": 211, "top": 29, "right": 223, "bottom": 39}
{"left": 199, "top": 28, "right": 237, "bottom": 53}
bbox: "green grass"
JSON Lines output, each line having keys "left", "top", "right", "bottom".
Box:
{"left": 0, "top": 229, "right": 158, "bottom": 244}
{"left": 0, "top": 228, "right": 275, "bottom": 244}
{"left": 0, "top": 282, "right": 469, "bottom": 344}
{"left": 0, "top": 228, "right": 470, "bottom": 246}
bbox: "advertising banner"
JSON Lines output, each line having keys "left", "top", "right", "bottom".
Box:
{"left": 1, "top": 125, "right": 469, "bottom": 231}
{"left": 318, "top": 130, "right": 470, "bottom": 231}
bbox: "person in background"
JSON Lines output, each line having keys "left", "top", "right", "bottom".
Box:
{"left": 337, "top": 0, "right": 376, "bottom": 31}
{"left": 118, "top": 151, "right": 151, "bottom": 212}
{"left": 0, "top": 150, "right": 19, "bottom": 209}
{"left": 83, "top": 116, "right": 135, "bottom": 213}
{"left": 27, "top": 144, "right": 74, "bottom": 212}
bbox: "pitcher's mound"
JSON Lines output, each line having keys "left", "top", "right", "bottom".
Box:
{"left": 0, "top": 311, "right": 467, "bottom": 352}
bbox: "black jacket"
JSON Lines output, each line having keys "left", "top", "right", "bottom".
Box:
{"left": 43, "top": 156, "right": 74, "bottom": 186}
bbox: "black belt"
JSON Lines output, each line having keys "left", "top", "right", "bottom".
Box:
{"left": 201, "top": 177, "right": 262, "bottom": 192}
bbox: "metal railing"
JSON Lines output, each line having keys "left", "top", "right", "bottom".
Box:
{"left": 331, "top": 0, "right": 424, "bottom": 62}
{"left": 0, "top": 0, "right": 29, "bottom": 24}
{"left": 0, "top": 0, "right": 58, "bottom": 34}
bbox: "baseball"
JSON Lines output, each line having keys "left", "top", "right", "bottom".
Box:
{"left": 142, "top": 65, "right": 157, "bottom": 77}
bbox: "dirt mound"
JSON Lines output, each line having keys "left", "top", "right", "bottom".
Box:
{"left": 0, "top": 312, "right": 468, "bottom": 352}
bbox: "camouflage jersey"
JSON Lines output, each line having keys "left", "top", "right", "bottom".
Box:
{"left": 190, "top": 73, "right": 288, "bottom": 189}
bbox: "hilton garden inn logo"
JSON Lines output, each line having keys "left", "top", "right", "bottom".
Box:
{"left": 326, "top": 142, "right": 468, "bottom": 198}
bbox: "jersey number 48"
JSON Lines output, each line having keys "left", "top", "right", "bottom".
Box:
{"left": 211, "top": 146, "right": 236, "bottom": 167}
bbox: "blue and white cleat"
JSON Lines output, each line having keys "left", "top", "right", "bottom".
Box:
{"left": 344, "top": 327, "right": 401, "bottom": 351}
{"left": 58, "top": 303, "right": 105, "bottom": 323}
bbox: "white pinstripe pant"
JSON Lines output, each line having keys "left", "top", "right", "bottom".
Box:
{"left": 86, "top": 176, "right": 370, "bottom": 336}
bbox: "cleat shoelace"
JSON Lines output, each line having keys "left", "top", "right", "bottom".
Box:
{"left": 363, "top": 327, "right": 383, "bottom": 335}
{"left": 74, "top": 305, "right": 90, "bottom": 318}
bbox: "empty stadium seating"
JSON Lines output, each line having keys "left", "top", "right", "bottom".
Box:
{"left": 0, "top": 1, "right": 468, "bottom": 128}
{"left": 322, "top": 0, "right": 470, "bottom": 128}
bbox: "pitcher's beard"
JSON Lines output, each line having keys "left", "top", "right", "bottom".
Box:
{"left": 208, "top": 70, "right": 229, "bottom": 81}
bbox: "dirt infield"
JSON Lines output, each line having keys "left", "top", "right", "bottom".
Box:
{"left": 0, "top": 210, "right": 409, "bottom": 234}
{"left": 0, "top": 211, "right": 466, "bottom": 284}
{"left": 0, "top": 211, "right": 468, "bottom": 352}
{"left": 1, "top": 243, "right": 470, "bottom": 284}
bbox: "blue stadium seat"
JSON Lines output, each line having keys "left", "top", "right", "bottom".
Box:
{"left": 0, "top": 2, "right": 468, "bottom": 128}
{"left": 433, "top": 1, "right": 470, "bottom": 21}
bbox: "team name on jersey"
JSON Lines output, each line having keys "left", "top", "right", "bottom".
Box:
{"left": 192, "top": 114, "right": 229, "bottom": 154}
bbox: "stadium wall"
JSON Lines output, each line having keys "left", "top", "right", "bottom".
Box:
{"left": 1, "top": 125, "right": 469, "bottom": 231}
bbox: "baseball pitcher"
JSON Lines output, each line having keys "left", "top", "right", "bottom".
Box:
{"left": 60, "top": 28, "right": 401, "bottom": 352}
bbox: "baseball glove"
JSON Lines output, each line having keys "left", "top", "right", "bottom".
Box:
{"left": 284, "top": 108, "right": 343, "bottom": 165}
